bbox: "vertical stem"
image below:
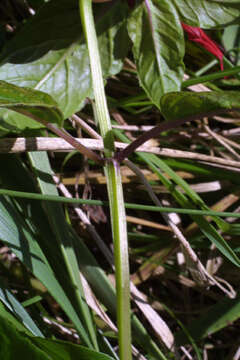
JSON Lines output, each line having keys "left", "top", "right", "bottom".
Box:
{"left": 78, "top": 1, "right": 132, "bottom": 359}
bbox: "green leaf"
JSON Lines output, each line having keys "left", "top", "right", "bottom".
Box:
{"left": 171, "top": 0, "right": 240, "bottom": 28}
{"left": 0, "top": 301, "right": 34, "bottom": 336}
{"left": 0, "top": 0, "right": 82, "bottom": 64}
{"left": 222, "top": 24, "right": 240, "bottom": 66}
{"left": 0, "top": 313, "right": 113, "bottom": 360}
{"left": 0, "top": 80, "right": 63, "bottom": 127}
{"left": 114, "top": 128, "right": 240, "bottom": 267}
{"left": 0, "top": 155, "right": 94, "bottom": 347}
{"left": 175, "top": 294, "right": 240, "bottom": 345}
{"left": 0, "top": 315, "right": 50, "bottom": 360}
{"left": 145, "top": 154, "right": 240, "bottom": 267}
{"left": 127, "top": 0, "right": 184, "bottom": 108}
{"left": 0, "top": 154, "right": 165, "bottom": 359}
{"left": 0, "top": 0, "right": 129, "bottom": 133}
{"left": 28, "top": 151, "right": 98, "bottom": 350}
{"left": 160, "top": 91, "right": 240, "bottom": 121}
{"left": 32, "top": 338, "right": 114, "bottom": 360}
{"left": 0, "top": 280, "right": 44, "bottom": 337}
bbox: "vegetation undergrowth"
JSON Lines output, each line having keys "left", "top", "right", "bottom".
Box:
{"left": 0, "top": 0, "right": 240, "bottom": 359}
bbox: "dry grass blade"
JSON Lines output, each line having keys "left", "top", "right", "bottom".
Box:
{"left": 130, "top": 282, "right": 175, "bottom": 351}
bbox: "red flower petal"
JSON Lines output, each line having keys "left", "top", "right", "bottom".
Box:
{"left": 182, "top": 23, "right": 224, "bottom": 71}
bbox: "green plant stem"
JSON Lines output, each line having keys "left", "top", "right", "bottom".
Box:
{"left": 182, "top": 65, "right": 240, "bottom": 88}
{"left": 1, "top": 188, "right": 240, "bottom": 218}
{"left": 194, "top": 59, "right": 218, "bottom": 77}
{"left": 78, "top": 1, "right": 132, "bottom": 359}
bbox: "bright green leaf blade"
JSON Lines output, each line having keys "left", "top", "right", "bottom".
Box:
{"left": 171, "top": 0, "right": 240, "bottom": 28}
{"left": 160, "top": 91, "right": 240, "bottom": 121}
{"left": 0, "top": 280, "right": 43, "bottom": 337}
{"left": 32, "top": 338, "right": 114, "bottom": 360}
{"left": 0, "top": 80, "right": 63, "bottom": 126}
{"left": 29, "top": 151, "right": 98, "bottom": 350}
{"left": 175, "top": 294, "right": 240, "bottom": 345}
{"left": 127, "top": 0, "right": 184, "bottom": 108}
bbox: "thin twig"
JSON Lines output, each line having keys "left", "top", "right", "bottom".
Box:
{"left": 70, "top": 114, "right": 101, "bottom": 139}
{"left": 203, "top": 121, "right": 240, "bottom": 161}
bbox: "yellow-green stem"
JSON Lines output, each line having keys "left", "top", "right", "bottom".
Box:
{"left": 78, "top": 1, "right": 132, "bottom": 359}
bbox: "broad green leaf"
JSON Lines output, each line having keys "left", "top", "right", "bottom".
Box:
{"left": 0, "top": 0, "right": 82, "bottom": 64}
{"left": 0, "top": 280, "right": 43, "bottom": 337}
{"left": 0, "top": 0, "right": 128, "bottom": 71}
{"left": 171, "top": 0, "right": 240, "bottom": 28}
{"left": 127, "top": 0, "right": 184, "bottom": 108}
{"left": 32, "top": 338, "right": 114, "bottom": 360}
{"left": 175, "top": 294, "right": 240, "bottom": 345}
{"left": 0, "top": 0, "right": 129, "bottom": 133}
{"left": 0, "top": 315, "right": 49, "bottom": 360}
{"left": 0, "top": 80, "right": 63, "bottom": 127}
{"left": 160, "top": 91, "right": 240, "bottom": 121}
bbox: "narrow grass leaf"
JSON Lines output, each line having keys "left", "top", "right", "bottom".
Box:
{"left": 175, "top": 294, "right": 240, "bottom": 345}
{"left": 28, "top": 151, "right": 98, "bottom": 350}
{"left": 146, "top": 155, "right": 240, "bottom": 267}
{"left": 0, "top": 155, "right": 94, "bottom": 348}
{"left": 0, "top": 280, "right": 43, "bottom": 337}
{"left": 114, "top": 130, "right": 240, "bottom": 267}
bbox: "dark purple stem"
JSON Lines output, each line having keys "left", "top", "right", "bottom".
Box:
{"left": 114, "top": 108, "right": 239, "bottom": 163}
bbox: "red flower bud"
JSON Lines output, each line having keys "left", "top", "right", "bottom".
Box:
{"left": 181, "top": 22, "right": 224, "bottom": 71}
